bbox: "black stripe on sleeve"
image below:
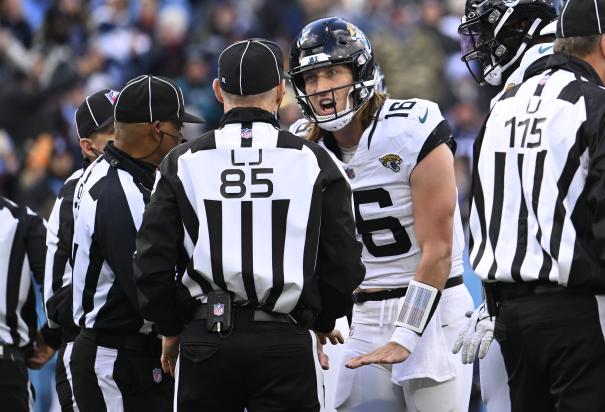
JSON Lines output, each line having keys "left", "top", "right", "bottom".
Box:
{"left": 557, "top": 80, "right": 584, "bottom": 104}
{"left": 470, "top": 122, "right": 489, "bottom": 269}
{"left": 263, "top": 199, "right": 290, "bottom": 311}
{"left": 487, "top": 152, "right": 506, "bottom": 280}
{"left": 549, "top": 142, "right": 584, "bottom": 261}
{"left": 417, "top": 119, "right": 455, "bottom": 164}
{"left": 204, "top": 199, "right": 226, "bottom": 290}
{"left": 52, "top": 180, "right": 78, "bottom": 292}
{"left": 276, "top": 130, "right": 303, "bottom": 150}
{"left": 510, "top": 153, "right": 528, "bottom": 282}
{"left": 79, "top": 240, "right": 104, "bottom": 327}
{"left": 532, "top": 150, "right": 553, "bottom": 281}
{"left": 6, "top": 218, "right": 27, "bottom": 345}
{"left": 240, "top": 201, "right": 257, "bottom": 304}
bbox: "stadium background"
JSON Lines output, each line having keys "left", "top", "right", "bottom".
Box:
{"left": 0, "top": 0, "right": 494, "bottom": 410}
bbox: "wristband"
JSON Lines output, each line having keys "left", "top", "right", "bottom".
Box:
{"left": 394, "top": 280, "right": 441, "bottom": 334}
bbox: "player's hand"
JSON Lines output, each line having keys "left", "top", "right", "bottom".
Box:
{"left": 316, "top": 339, "right": 330, "bottom": 370}
{"left": 452, "top": 302, "right": 494, "bottom": 364}
{"left": 316, "top": 329, "right": 344, "bottom": 345}
{"left": 345, "top": 342, "right": 410, "bottom": 369}
{"left": 161, "top": 335, "right": 180, "bottom": 377}
{"left": 26, "top": 331, "right": 55, "bottom": 369}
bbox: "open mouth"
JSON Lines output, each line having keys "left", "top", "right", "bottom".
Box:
{"left": 317, "top": 98, "right": 337, "bottom": 115}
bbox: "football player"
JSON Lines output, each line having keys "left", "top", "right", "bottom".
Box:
{"left": 454, "top": 1, "right": 560, "bottom": 411}
{"left": 289, "top": 17, "right": 473, "bottom": 412}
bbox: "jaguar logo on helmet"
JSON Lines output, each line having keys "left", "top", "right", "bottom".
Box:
{"left": 379, "top": 154, "right": 402, "bottom": 173}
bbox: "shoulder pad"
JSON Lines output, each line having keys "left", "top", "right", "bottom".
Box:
{"left": 379, "top": 98, "right": 444, "bottom": 137}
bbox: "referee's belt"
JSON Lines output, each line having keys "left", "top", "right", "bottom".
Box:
{"left": 80, "top": 328, "right": 161, "bottom": 353}
{"left": 352, "top": 276, "right": 464, "bottom": 304}
{"left": 0, "top": 345, "right": 28, "bottom": 362}
{"left": 191, "top": 304, "right": 290, "bottom": 323}
{"left": 491, "top": 280, "right": 589, "bottom": 301}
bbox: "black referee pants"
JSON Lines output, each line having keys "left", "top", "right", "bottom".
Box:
{"left": 0, "top": 356, "right": 33, "bottom": 412}
{"left": 495, "top": 291, "right": 605, "bottom": 412}
{"left": 176, "top": 307, "right": 320, "bottom": 412}
{"left": 70, "top": 332, "right": 174, "bottom": 411}
{"left": 55, "top": 342, "right": 76, "bottom": 411}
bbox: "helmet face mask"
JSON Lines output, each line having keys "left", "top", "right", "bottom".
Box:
{"left": 458, "top": 0, "right": 560, "bottom": 86}
{"left": 289, "top": 17, "right": 376, "bottom": 131}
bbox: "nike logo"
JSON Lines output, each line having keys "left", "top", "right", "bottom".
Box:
{"left": 419, "top": 108, "right": 429, "bottom": 123}
{"left": 538, "top": 45, "right": 552, "bottom": 54}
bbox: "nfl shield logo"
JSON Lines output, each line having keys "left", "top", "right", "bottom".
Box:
{"left": 344, "top": 167, "right": 355, "bottom": 179}
{"left": 241, "top": 128, "right": 252, "bottom": 139}
{"left": 152, "top": 368, "right": 162, "bottom": 383}
{"left": 213, "top": 303, "right": 224, "bottom": 316}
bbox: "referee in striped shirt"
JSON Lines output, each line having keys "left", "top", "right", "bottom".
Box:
{"left": 44, "top": 88, "right": 117, "bottom": 411}
{"left": 469, "top": 0, "right": 605, "bottom": 410}
{"left": 0, "top": 197, "right": 55, "bottom": 411}
{"left": 70, "top": 75, "right": 204, "bottom": 411}
{"left": 134, "top": 38, "right": 365, "bottom": 412}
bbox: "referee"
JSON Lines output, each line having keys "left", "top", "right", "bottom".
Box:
{"left": 134, "top": 38, "right": 365, "bottom": 412}
{"left": 0, "top": 197, "right": 55, "bottom": 411}
{"left": 44, "top": 88, "right": 117, "bottom": 411}
{"left": 469, "top": 0, "right": 605, "bottom": 410}
{"left": 70, "top": 75, "right": 204, "bottom": 411}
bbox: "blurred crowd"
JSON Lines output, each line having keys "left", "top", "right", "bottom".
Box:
{"left": 0, "top": 0, "right": 496, "bottom": 225}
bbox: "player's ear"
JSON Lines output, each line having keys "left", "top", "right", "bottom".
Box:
{"left": 213, "top": 79, "right": 224, "bottom": 104}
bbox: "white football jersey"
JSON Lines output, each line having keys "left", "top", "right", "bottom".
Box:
{"left": 290, "top": 98, "right": 465, "bottom": 288}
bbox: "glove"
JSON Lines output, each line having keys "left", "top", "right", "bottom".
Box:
{"left": 452, "top": 302, "right": 494, "bottom": 364}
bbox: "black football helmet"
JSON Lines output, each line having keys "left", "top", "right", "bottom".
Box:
{"left": 459, "top": 0, "right": 561, "bottom": 86}
{"left": 289, "top": 17, "right": 377, "bottom": 131}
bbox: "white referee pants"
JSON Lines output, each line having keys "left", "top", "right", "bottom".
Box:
{"left": 333, "top": 284, "right": 473, "bottom": 412}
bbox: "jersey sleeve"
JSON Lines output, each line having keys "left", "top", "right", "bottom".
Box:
{"left": 383, "top": 99, "right": 455, "bottom": 181}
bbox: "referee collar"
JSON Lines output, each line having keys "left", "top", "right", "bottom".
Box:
{"left": 537, "top": 53, "right": 604, "bottom": 86}
{"left": 218, "top": 107, "right": 280, "bottom": 129}
{"left": 103, "top": 141, "right": 156, "bottom": 189}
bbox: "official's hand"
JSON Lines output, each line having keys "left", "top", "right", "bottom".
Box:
{"left": 26, "top": 331, "right": 55, "bottom": 369}
{"left": 316, "top": 329, "right": 344, "bottom": 345}
{"left": 161, "top": 335, "right": 180, "bottom": 377}
{"left": 316, "top": 340, "right": 330, "bottom": 370}
{"left": 345, "top": 341, "right": 410, "bottom": 369}
{"left": 452, "top": 303, "right": 494, "bottom": 364}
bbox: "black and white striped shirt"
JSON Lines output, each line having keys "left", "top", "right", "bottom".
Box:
{"left": 44, "top": 168, "right": 82, "bottom": 337}
{"left": 0, "top": 197, "right": 46, "bottom": 347}
{"left": 72, "top": 142, "right": 156, "bottom": 334}
{"left": 134, "top": 108, "right": 365, "bottom": 335}
{"left": 470, "top": 54, "right": 605, "bottom": 291}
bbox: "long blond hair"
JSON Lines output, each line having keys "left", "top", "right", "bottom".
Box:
{"left": 304, "top": 92, "right": 388, "bottom": 142}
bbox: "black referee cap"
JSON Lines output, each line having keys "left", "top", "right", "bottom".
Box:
{"left": 114, "top": 75, "right": 205, "bottom": 124}
{"left": 218, "top": 38, "right": 288, "bottom": 96}
{"left": 75, "top": 89, "right": 119, "bottom": 139}
{"left": 557, "top": 0, "right": 605, "bottom": 38}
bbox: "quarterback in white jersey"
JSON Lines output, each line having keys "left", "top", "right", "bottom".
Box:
{"left": 456, "top": 1, "right": 560, "bottom": 412}
{"left": 289, "top": 17, "right": 473, "bottom": 411}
